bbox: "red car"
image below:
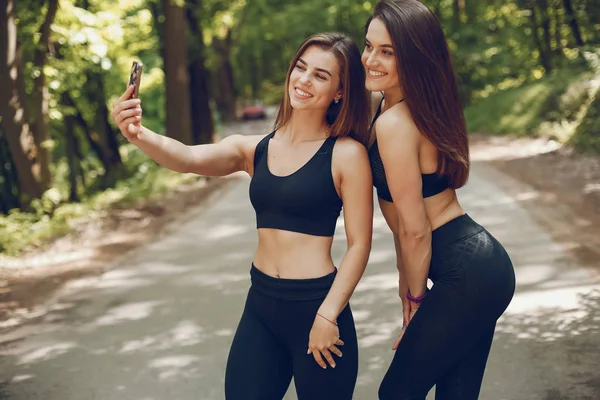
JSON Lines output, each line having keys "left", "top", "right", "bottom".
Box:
{"left": 242, "top": 103, "right": 266, "bottom": 120}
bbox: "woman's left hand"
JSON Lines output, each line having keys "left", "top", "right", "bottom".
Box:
{"left": 392, "top": 300, "right": 420, "bottom": 350}
{"left": 308, "top": 315, "right": 344, "bottom": 369}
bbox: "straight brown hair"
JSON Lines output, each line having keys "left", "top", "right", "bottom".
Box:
{"left": 273, "top": 33, "right": 371, "bottom": 147}
{"left": 366, "top": 0, "right": 470, "bottom": 188}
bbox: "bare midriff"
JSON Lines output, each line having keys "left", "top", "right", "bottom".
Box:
{"left": 253, "top": 228, "right": 336, "bottom": 279}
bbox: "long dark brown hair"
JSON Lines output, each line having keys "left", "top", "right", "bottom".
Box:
{"left": 273, "top": 33, "right": 371, "bottom": 147}
{"left": 366, "top": 0, "right": 470, "bottom": 187}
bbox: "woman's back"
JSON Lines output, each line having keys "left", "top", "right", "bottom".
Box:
{"left": 370, "top": 100, "right": 465, "bottom": 234}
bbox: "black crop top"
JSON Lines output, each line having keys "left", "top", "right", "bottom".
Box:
{"left": 249, "top": 132, "right": 342, "bottom": 236}
{"left": 368, "top": 99, "right": 450, "bottom": 202}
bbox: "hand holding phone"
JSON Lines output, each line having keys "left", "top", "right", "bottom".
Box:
{"left": 128, "top": 60, "right": 143, "bottom": 99}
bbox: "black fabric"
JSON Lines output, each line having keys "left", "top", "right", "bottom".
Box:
{"left": 224, "top": 265, "right": 358, "bottom": 400}
{"left": 378, "top": 214, "right": 516, "bottom": 400}
{"left": 368, "top": 99, "right": 450, "bottom": 201}
{"left": 249, "top": 132, "right": 342, "bottom": 236}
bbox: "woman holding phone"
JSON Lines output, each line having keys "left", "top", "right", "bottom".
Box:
{"left": 111, "top": 33, "right": 373, "bottom": 400}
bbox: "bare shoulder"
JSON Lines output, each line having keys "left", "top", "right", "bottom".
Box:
{"left": 220, "top": 133, "right": 267, "bottom": 156}
{"left": 333, "top": 136, "right": 368, "bottom": 161}
{"left": 374, "top": 105, "right": 420, "bottom": 143}
{"left": 219, "top": 133, "right": 269, "bottom": 173}
{"left": 220, "top": 133, "right": 265, "bottom": 148}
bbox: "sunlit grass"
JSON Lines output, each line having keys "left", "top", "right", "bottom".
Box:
{"left": 465, "top": 66, "right": 597, "bottom": 140}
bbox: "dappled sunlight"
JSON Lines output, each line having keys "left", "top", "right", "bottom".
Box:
{"left": 120, "top": 320, "right": 204, "bottom": 353}
{"left": 136, "top": 263, "right": 195, "bottom": 276}
{"left": 503, "top": 284, "right": 598, "bottom": 316}
{"left": 10, "top": 374, "right": 34, "bottom": 383}
{"left": 175, "top": 272, "right": 247, "bottom": 288}
{"left": 64, "top": 270, "right": 152, "bottom": 292}
{"left": 148, "top": 355, "right": 201, "bottom": 381}
{"left": 18, "top": 342, "right": 77, "bottom": 365}
{"left": 364, "top": 354, "right": 387, "bottom": 372}
{"left": 516, "top": 263, "right": 568, "bottom": 286}
{"left": 222, "top": 251, "right": 253, "bottom": 262}
{"left": 366, "top": 249, "right": 396, "bottom": 266}
{"left": 354, "top": 272, "right": 397, "bottom": 293}
{"left": 357, "top": 316, "right": 402, "bottom": 349}
{"left": 497, "top": 289, "right": 600, "bottom": 343}
{"left": 470, "top": 135, "right": 561, "bottom": 163}
{"left": 201, "top": 223, "right": 251, "bottom": 241}
{"left": 94, "top": 301, "right": 164, "bottom": 326}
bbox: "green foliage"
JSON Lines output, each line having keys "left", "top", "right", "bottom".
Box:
{"left": 465, "top": 47, "right": 600, "bottom": 152}
{"left": 0, "top": 143, "right": 201, "bottom": 256}
{"left": 4, "top": 0, "right": 600, "bottom": 255}
{"left": 570, "top": 93, "right": 600, "bottom": 153}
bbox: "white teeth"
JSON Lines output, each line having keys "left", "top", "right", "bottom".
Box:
{"left": 295, "top": 88, "right": 312, "bottom": 97}
{"left": 369, "top": 69, "right": 386, "bottom": 77}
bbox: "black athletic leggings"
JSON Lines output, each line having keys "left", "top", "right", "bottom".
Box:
{"left": 379, "top": 214, "right": 516, "bottom": 400}
{"left": 225, "top": 265, "right": 358, "bottom": 400}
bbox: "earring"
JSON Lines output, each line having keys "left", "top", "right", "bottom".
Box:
{"left": 334, "top": 98, "right": 340, "bottom": 104}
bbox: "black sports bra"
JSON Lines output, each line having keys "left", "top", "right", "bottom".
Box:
{"left": 249, "top": 132, "right": 342, "bottom": 236}
{"left": 368, "top": 99, "right": 450, "bottom": 202}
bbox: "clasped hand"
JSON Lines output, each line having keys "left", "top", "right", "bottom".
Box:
{"left": 307, "top": 314, "right": 344, "bottom": 369}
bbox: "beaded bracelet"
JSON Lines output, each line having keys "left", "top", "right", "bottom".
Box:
{"left": 407, "top": 288, "right": 426, "bottom": 304}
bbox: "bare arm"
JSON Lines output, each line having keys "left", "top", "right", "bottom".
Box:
{"left": 317, "top": 138, "right": 374, "bottom": 321}
{"left": 135, "top": 127, "right": 259, "bottom": 176}
{"left": 111, "top": 86, "right": 262, "bottom": 176}
{"left": 376, "top": 111, "right": 431, "bottom": 299}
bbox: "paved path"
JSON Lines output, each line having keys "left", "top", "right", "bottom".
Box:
{"left": 0, "top": 154, "right": 599, "bottom": 399}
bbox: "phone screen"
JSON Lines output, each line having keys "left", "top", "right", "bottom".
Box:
{"left": 128, "top": 61, "right": 143, "bottom": 99}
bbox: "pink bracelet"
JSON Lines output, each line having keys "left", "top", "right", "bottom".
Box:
{"left": 316, "top": 312, "right": 338, "bottom": 326}
{"left": 407, "top": 288, "right": 426, "bottom": 304}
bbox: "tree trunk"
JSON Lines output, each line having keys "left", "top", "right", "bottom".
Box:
{"left": 433, "top": 0, "right": 442, "bottom": 21}
{"left": 62, "top": 92, "right": 111, "bottom": 178}
{"left": 537, "top": 0, "right": 553, "bottom": 70}
{"left": 530, "top": 6, "right": 552, "bottom": 72}
{"left": 465, "top": 0, "right": 477, "bottom": 24}
{"left": 162, "top": 0, "right": 193, "bottom": 144}
{"left": 214, "top": 31, "right": 237, "bottom": 122}
{"left": 0, "top": 0, "right": 45, "bottom": 204}
{"left": 551, "top": 2, "right": 563, "bottom": 55}
{"left": 64, "top": 115, "right": 80, "bottom": 202}
{"left": 86, "top": 70, "right": 122, "bottom": 168}
{"left": 562, "top": 0, "right": 584, "bottom": 46}
{"left": 452, "top": 0, "right": 461, "bottom": 29}
{"left": 0, "top": 131, "right": 21, "bottom": 213}
{"left": 186, "top": 0, "right": 215, "bottom": 145}
{"left": 30, "top": 0, "right": 58, "bottom": 190}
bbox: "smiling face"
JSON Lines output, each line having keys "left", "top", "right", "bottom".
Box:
{"left": 362, "top": 18, "right": 400, "bottom": 93}
{"left": 287, "top": 45, "right": 342, "bottom": 111}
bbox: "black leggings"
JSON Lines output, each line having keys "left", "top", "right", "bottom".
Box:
{"left": 379, "top": 214, "right": 516, "bottom": 400}
{"left": 225, "top": 265, "right": 358, "bottom": 400}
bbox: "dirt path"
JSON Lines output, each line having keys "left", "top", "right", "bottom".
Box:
{"left": 0, "top": 119, "right": 274, "bottom": 327}
{"left": 0, "top": 145, "right": 598, "bottom": 399}
{"left": 1, "top": 131, "right": 599, "bottom": 329}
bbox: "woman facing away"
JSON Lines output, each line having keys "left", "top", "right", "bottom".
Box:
{"left": 111, "top": 33, "right": 373, "bottom": 400}
{"left": 361, "top": 1, "right": 516, "bottom": 399}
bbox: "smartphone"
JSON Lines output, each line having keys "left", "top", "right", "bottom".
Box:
{"left": 128, "top": 60, "right": 143, "bottom": 99}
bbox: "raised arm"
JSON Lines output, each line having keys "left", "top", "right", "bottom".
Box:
{"left": 112, "top": 86, "right": 262, "bottom": 176}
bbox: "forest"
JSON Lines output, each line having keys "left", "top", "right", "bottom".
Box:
{"left": 1, "top": 0, "right": 599, "bottom": 255}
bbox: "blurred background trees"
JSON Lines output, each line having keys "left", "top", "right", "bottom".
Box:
{"left": 1, "top": 0, "right": 599, "bottom": 254}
